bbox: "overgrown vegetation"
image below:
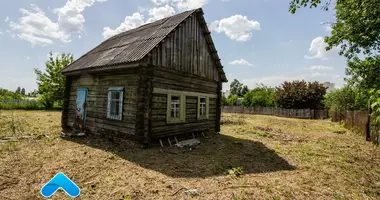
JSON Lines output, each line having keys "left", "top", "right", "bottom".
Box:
{"left": 242, "top": 84, "right": 275, "bottom": 107}
{"left": 34, "top": 52, "right": 73, "bottom": 109}
{"left": 275, "top": 80, "right": 327, "bottom": 109}
{"left": 324, "top": 86, "right": 368, "bottom": 114}
{"left": 289, "top": 0, "right": 380, "bottom": 136}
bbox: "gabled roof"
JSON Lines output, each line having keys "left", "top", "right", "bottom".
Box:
{"left": 62, "top": 8, "right": 227, "bottom": 82}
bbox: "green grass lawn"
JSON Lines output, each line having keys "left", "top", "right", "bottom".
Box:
{"left": 0, "top": 110, "right": 379, "bottom": 200}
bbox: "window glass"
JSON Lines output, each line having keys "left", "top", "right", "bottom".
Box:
{"left": 107, "top": 88, "right": 123, "bottom": 120}
{"left": 171, "top": 96, "right": 180, "bottom": 119}
{"left": 199, "top": 97, "right": 206, "bottom": 116}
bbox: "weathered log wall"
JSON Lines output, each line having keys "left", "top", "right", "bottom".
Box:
{"left": 65, "top": 69, "right": 139, "bottom": 139}
{"left": 150, "top": 66, "right": 218, "bottom": 138}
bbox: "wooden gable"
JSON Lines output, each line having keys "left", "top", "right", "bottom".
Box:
{"left": 145, "top": 13, "right": 221, "bottom": 82}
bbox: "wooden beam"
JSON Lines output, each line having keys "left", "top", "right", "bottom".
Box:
{"left": 153, "top": 88, "right": 217, "bottom": 98}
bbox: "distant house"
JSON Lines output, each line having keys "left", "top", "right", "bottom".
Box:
{"left": 222, "top": 89, "right": 230, "bottom": 98}
{"left": 61, "top": 8, "right": 228, "bottom": 145}
{"left": 323, "top": 82, "right": 335, "bottom": 92}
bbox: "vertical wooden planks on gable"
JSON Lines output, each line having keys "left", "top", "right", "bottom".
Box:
{"left": 173, "top": 30, "right": 177, "bottom": 70}
{"left": 166, "top": 36, "right": 171, "bottom": 69}
{"left": 161, "top": 39, "right": 166, "bottom": 67}
{"left": 175, "top": 28, "right": 180, "bottom": 71}
{"left": 189, "top": 15, "right": 193, "bottom": 75}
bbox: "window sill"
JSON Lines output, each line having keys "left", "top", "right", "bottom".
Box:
{"left": 167, "top": 119, "right": 185, "bottom": 124}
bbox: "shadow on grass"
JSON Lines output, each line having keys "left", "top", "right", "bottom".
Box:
{"left": 65, "top": 133, "right": 296, "bottom": 178}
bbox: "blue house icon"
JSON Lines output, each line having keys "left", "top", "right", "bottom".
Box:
{"left": 41, "top": 172, "right": 80, "bottom": 198}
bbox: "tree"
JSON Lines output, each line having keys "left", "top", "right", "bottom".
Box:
{"left": 222, "top": 94, "right": 228, "bottom": 106}
{"left": 35, "top": 52, "right": 74, "bottom": 109}
{"left": 242, "top": 84, "right": 276, "bottom": 107}
{"left": 289, "top": 0, "right": 380, "bottom": 91}
{"left": 230, "top": 79, "right": 249, "bottom": 97}
{"left": 227, "top": 95, "right": 238, "bottom": 106}
{"left": 275, "top": 80, "right": 327, "bottom": 109}
{"left": 15, "top": 87, "right": 21, "bottom": 94}
{"left": 0, "top": 88, "right": 22, "bottom": 100}
{"left": 324, "top": 86, "right": 368, "bottom": 113}
{"left": 21, "top": 88, "right": 25, "bottom": 96}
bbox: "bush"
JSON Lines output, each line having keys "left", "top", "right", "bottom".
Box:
{"left": 275, "top": 80, "right": 327, "bottom": 109}
{"left": 242, "top": 85, "right": 275, "bottom": 107}
{"left": 0, "top": 100, "right": 45, "bottom": 110}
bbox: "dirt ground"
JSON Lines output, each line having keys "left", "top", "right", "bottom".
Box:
{"left": 0, "top": 110, "right": 379, "bottom": 200}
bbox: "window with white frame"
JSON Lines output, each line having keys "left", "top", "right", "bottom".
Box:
{"left": 199, "top": 97, "right": 207, "bottom": 116}
{"left": 197, "top": 96, "right": 209, "bottom": 120}
{"left": 107, "top": 87, "right": 124, "bottom": 120}
{"left": 167, "top": 94, "right": 185, "bottom": 123}
{"left": 171, "top": 96, "right": 180, "bottom": 119}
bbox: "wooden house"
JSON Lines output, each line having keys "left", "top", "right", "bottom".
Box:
{"left": 61, "top": 8, "right": 228, "bottom": 145}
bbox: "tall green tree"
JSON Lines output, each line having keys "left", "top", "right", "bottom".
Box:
{"left": 15, "top": 87, "right": 21, "bottom": 94}
{"left": 242, "top": 84, "right": 276, "bottom": 107}
{"left": 275, "top": 80, "right": 327, "bottom": 109}
{"left": 230, "top": 79, "right": 249, "bottom": 97}
{"left": 35, "top": 52, "right": 74, "bottom": 109}
{"left": 324, "top": 86, "right": 368, "bottom": 113}
{"left": 289, "top": 0, "right": 380, "bottom": 91}
{"left": 21, "top": 88, "right": 25, "bottom": 96}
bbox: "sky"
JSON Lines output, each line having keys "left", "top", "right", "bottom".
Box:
{"left": 0, "top": 0, "right": 346, "bottom": 93}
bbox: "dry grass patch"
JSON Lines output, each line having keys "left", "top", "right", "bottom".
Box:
{"left": 0, "top": 111, "right": 379, "bottom": 199}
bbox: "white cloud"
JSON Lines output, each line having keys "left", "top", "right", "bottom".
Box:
{"left": 171, "top": 0, "right": 208, "bottom": 11}
{"left": 304, "top": 65, "right": 334, "bottom": 71}
{"left": 8, "top": 1, "right": 106, "bottom": 45}
{"left": 229, "top": 59, "right": 253, "bottom": 66}
{"left": 103, "top": 12, "right": 145, "bottom": 39}
{"left": 26, "top": 56, "right": 31, "bottom": 60}
{"left": 54, "top": 0, "right": 107, "bottom": 37}
{"left": 242, "top": 75, "right": 305, "bottom": 88}
{"left": 147, "top": 5, "right": 176, "bottom": 23}
{"left": 305, "top": 36, "right": 338, "bottom": 60}
{"left": 9, "top": 4, "right": 67, "bottom": 45}
{"left": 4, "top": 16, "right": 9, "bottom": 22}
{"left": 151, "top": 0, "right": 208, "bottom": 11}
{"left": 103, "top": 5, "right": 176, "bottom": 39}
{"left": 311, "top": 72, "right": 330, "bottom": 77}
{"left": 209, "top": 15, "right": 260, "bottom": 41}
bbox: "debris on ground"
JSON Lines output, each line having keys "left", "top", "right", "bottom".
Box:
{"left": 333, "top": 130, "right": 347, "bottom": 134}
{"left": 175, "top": 139, "right": 200, "bottom": 148}
{"left": 184, "top": 189, "right": 200, "bottom": 196}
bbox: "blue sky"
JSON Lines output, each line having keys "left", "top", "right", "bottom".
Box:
{"left": 0, "top": 0, "right": 346, "bottom": 93}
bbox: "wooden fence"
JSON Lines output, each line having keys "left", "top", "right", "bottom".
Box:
{"left": 222, "top": 106, "right": 329, "bottom": 119}
{"left": 331, "top": 110, "right": 375, "bottom": 142}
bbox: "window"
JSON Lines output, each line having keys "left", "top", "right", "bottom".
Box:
{"left": 107, "top": 87, "right": 124, "bottom": 120}
{"left": 199, "top": 97, "right": 207, "bottom": 116}
{"left": 167, "top": 94, "right": 185, "bottom": 123}
{"left": 171, "top": 96, "right": 180, "bottom": 119}
{"left": 197, "top": 96, "right": 209, "bottom": 120}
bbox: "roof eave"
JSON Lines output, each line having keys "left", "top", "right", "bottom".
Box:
{"left": 62, "top": 61, "right": 141, "bottom": 76}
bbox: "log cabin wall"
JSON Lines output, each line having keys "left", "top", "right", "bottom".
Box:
{"left": 150, "top": 66, "right": 218, "bottom": 138}
{"left": 65, "top": 68, "right": 140, "bottom": 139}
{"left": 142, "top": 13, "right": 223, "bottom": 139}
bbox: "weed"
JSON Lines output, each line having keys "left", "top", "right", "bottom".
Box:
{"left": 227, "top": 167, "right": 244, "bottom": 177}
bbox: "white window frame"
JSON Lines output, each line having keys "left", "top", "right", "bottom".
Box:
{"left": 197, "top": 96, "right": 209, "bottom": 120}
{"left": 167, "top": 93, "right": 185, "bottom": 124}
{"left": 107, "top": 87, "right": 124, "bottom": 121}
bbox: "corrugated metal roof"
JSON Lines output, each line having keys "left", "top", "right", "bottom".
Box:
{"left": 62, "top": 8, "right": 227, "bottom": 82}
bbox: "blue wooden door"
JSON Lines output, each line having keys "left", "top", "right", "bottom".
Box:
{"left": 74, "top": 88, "right": 88, "bottom": 132}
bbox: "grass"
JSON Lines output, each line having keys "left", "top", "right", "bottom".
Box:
{"left": 0, "top": 111, "right": 379, "bottom": 199}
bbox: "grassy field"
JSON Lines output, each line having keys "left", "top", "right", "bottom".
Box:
{"left": 0, "top": 110, "right": 379, "bottom": 200}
